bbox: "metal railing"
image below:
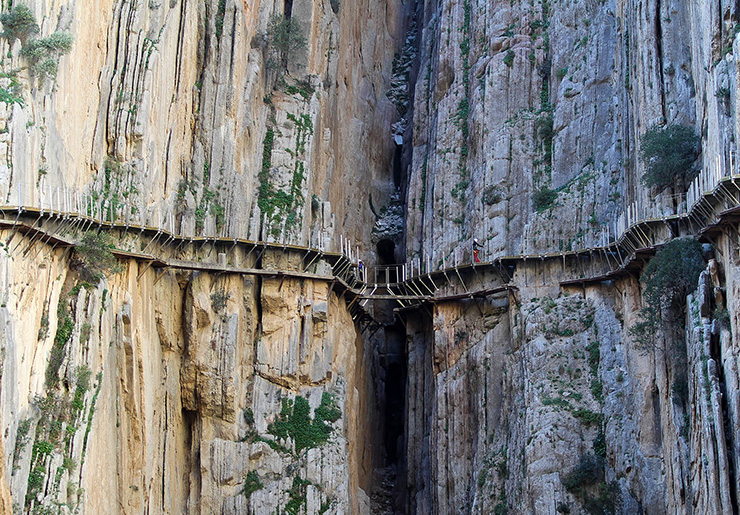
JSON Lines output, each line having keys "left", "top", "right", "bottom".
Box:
{"left": 3, "top": 148, "right": 740, "bottom": 294}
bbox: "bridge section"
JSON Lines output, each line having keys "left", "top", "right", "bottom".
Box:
{"left": 2, "top": 160, "right": 740, "bottom": 319}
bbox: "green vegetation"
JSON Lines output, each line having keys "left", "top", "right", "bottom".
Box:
{"left": 283, "top": 76, "right": 315, "bottom": 101}
{"left": 38, "top": 310, "right": 50, "bottom": 340}
{"left": 87, "top": 157, "right": 140, "bottom": 221}
{"left": 630, "top": 238, "right": 704, "bottom": 348}
{"left": 21, "top": 31, "right": 74, "bottom": 83}
{"left": 1, "top": 5, "right": 72, "bottom": 84}
{"left": 537, "top": 113, "right": 554, "bottom": 164}
{"left": 71, "top": 366, "right": 92, "bottom": 412}
{"left": 241, "top": 470, "right": 263, "bottom": 499}
{"left": 258, "top": 114, "right": 313, "bottom": 237}
{"left": 267, "top": 393, "right": 341, "bottom": 453}
{"left": 214, "top": 0, "right": 226, "bottom": 40}
{"left": 13, "top": 418, "right": 32, "bottom": 469}
{"left": 46, "top": 303, "right": 73, "bottom": 390}
{"left": 503, "top": 49, "right": 514, "bottom": 67}
{"left": 483, "top": 185, "right": 502, "bottom": 206}
{"left": 265, "top": 15, "right": 306, "bottom": 71}
{"left": 572, "top": 408, "right": 603, "bottom": 427}
{"left": 562, "top": 454, "right": 619, "bottom": 515}
{"left": 533, "top": 186, "right": 557, "bottom": 212}
{"left": 80, "top": 372, "right": 103, "bottom": 469}
{"left": 25, "top": 366, "right": 102, "bottom": 512}
{"left": 74, "top": 231, "right": 123, "bottom": 283}
{"left": 79, "top": 322, "right": 92, "bottom": 346}
{"left": 639, "top": 125, "right": 700, "bottom": 192}
{"left": 593, "top": 427, "right": 606, "bottom": 458}
{"left": 713, "top": 307, "right": 730, "bottom": 329}
{"left": 419, "top": 153, "right": 428, "bottom": 211}
{"left": 1, "top": 5, "right": 38, "bottom": 42}
{"left": 0, "top": 70, "right": 23, "bottom": 105}
{"left": 285, "top": 476, "right": 312, "bottom": 515}
{"left": 258, "top": 129, "right": 275, "bottom": 213}
{"left": 319, "top": 498, "right": 334, "bottom": 514}
{"left": 449, "top": 0, "right": 472, "bottom": 222}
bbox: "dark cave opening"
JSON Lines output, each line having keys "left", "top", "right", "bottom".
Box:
{"left": 377, "top": 238, "right": 396, "bottom": 265}
{"left": 374, "top": 322, "right": 408, "bottom": 513}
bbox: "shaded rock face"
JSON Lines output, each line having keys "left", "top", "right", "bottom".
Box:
{"left": 404, "top": 259, "right": 740, "bottom": 514}
{"left": 398, "top": 0, "right": 740, "bottom": 513}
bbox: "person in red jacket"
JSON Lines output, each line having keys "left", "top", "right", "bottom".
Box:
{"left": 473, "top": 238, "right": 483, "bottom": 263}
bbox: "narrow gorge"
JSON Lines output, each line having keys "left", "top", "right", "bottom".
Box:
{"left": 0, "top": 0, "right": 738, "bottom": 514}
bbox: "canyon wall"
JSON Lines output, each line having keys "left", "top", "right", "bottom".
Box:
{"left": 0, "top": 0, "right": 413, "bottom": 512}
{"left": 401, "top": 0, "right": 740, "bottom": 513}
{"left": 0, "top": 0, "right": 739, "bottom": 513}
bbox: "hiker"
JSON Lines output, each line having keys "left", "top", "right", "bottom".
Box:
{"left": 473, "top": 238, "right": 483, "bottom": 263}
{"left": 358, "top": 259, "right": 365, "bottom": 282}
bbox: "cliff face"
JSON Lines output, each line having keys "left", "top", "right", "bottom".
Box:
{"left": 401, "top": 0, "right": 740, "bottom": 513}
{"left": 0, "top": 0, "right": 412, "bottom": 512}
{"left": 1, "top": 0, "right": 740, "bottom": 514}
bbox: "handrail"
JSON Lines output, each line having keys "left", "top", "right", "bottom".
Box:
{"left": 2, "top": 154, "right": 740, "bottom": 296}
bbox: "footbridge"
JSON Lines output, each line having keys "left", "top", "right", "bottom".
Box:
{"left": 2, "top": 157, "right": 740, "bottom": 329}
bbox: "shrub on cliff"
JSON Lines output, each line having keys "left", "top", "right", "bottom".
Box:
{"left": 74, "top": 231, "right": 123, "bottom": 282}
{"left": 533, "top": 186, "right": 558, "bottom": 212}
{"left": 265, "top": 15, "right": 306, "bottom": 71}
{"left": 21, "top": 31, "right": 74, "bottom": 82}
{"left": 639, "top": 124, "right": 700, "bottom": 192}
{"left": 562, "top": 454, "right": 619, "bottom": 515}
{"left": 630, "top": 237, "right": 705, "bottom": 348}
{"left": 1, "top": 5, "right": 38, "bottom": 43}
{"left": 641, "top": 237, "right": 704, "bottom": 309}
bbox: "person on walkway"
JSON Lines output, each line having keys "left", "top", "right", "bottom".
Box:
{"left": 358, "top": 259, "right": 364, "bottom": 282}
{"left": 473, "top": 238, "right": 483, "bottom": 263}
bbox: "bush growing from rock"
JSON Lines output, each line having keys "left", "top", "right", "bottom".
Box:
{"left": 21, "top": 31, "right": 74, "bottom": 82}
{"left": 533, "top": 186, "right": 557, "bottom": 212}
{"left": 0, "top": 5, "right": 38, "bottom": 43}
{"left": 630, "top": 237, "right": 704, "bottom": 348}
{"left": 562, "top": 453, "right": 619, "bottom": 515}
{"left": 74, "top": 231, "right": 123, "bottom": 282}
{"left": 639, "top": 124, "right": 700, "bottom": 192}
{"left": 265, "top": 15, "right": 306, "bottom": 71}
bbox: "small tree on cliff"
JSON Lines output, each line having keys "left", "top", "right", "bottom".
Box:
{"left": 639, "top": 124, "right": 700, "bottom": 192}
{"left": 0, "top": 5, "right": 38, "bottom": 43}
{"left": 265, "top": 15, "right": 306, "bottom": 72}
{"left": 630, "top": 237, "right": 705, "bottom": 349}
{"left": 74, "top": 231, "right": 123, "bottom": 283}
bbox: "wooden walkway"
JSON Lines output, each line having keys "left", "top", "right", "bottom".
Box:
{"left": 2, "top": 165, "right": 740, "bottom": 320}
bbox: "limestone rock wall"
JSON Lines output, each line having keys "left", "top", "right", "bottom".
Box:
{"left": 405, "top": 0, "right": 738, "bottom": 261}
{"left": 0, "top": 0, "right": 415, "bottom": 511}
{"left": 404, "top": 254, "right": 740, "bottom": 514}
{"left": 400, "top": 0, "right": 740, "bottom": 512}
{"left": 0, "top": 0, "right": 408, "bottom": 252}
{"left": 0, "top": 228, "right": 378, "bottom": 513}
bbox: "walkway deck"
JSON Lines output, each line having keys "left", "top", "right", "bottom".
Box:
{"left": 2, "top": 163, "right": 740, "bottom": 317}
